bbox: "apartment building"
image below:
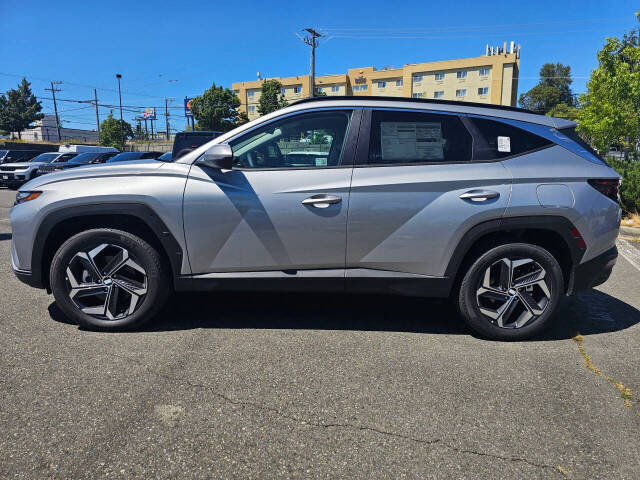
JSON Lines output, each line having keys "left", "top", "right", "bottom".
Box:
{"left": 232, "top": 41, "right": 520, "bottom": 120}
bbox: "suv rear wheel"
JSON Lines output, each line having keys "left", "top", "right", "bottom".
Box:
{"left": 50, "top": 229, "right": 169, "bottom": 330}
{"left": 458, "top": 243, "right": 563, "bottom": 340}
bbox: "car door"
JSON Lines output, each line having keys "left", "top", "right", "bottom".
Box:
{"left": 183, "top": 109, "right": 360, "bottom": 280}
{"left": 346, "top": 109, "right": 512, "bottom": 288}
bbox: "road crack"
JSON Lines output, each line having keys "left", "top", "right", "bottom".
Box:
{"left": 572, "top": 334, "right": 638, "bottom": 414}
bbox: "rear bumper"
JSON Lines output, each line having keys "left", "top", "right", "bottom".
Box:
{"left": 569, "top": 245, "right": 617, "bottom": 294}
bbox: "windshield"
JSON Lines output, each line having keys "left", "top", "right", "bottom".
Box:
{"left": 107, "top": 152, "right": 143, "bottom": 162}
{"left": 69, "top": 152, "right": 102, "bottom": 164}
{"left": 30, "top": 152, "right": 60, "bottom": 163}
{"left": 52, "top": 153, "right": 77, "bottom": 163}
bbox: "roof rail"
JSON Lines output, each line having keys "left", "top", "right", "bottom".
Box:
{"left": 289, "top": 95, "right": 534, "bottom": 114}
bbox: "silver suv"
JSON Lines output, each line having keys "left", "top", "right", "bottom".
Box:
{"left": 10, "top": 97, "right": 621, "bottom": 340}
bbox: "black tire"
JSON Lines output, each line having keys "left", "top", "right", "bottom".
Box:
{"left": 458, "top": 243, "right": 564, "bottom": 341}
{"left": 50, "top": 228, "right": 170, "bottom": 330}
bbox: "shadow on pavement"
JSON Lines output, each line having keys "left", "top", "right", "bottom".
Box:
{"left": 48, "top": 288, "right": 640, "bottom": 340}
{"left": 0, "top": 232, "right": 12, "bottom": 242}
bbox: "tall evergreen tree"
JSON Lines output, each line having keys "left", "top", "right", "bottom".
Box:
{"left": 0, "top": 78, "right": 44, "bottom": 139}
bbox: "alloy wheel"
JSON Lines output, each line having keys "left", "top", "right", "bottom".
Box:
{"left": 64, "top": 243, "right": 147, "bottom": 320}
{"left": 476, "top": 257, "right": 551, "bottom": 329}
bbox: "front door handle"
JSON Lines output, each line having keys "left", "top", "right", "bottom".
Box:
{"left": 459, "top": 190, "right": 500, "bottom": 202}
{"left": 302, "top": 194, "right": 342, "bottom": 208}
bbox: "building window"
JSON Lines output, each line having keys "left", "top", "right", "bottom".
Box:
{"left": 248, "top": 105, "right": 256, "bottom": 113}
{"left": 478, "top": 87, "right": 489, "bottom": 96}
{"left": 435, "top": 73, "right": 445, "bottom": 81}
{"left": 377, "top": 81, "right": 386, "bottom": 88}
{"left": 456, "top": 70, "right": 467, "bottom": 79}
{"left": 331, "top": 85, "right": 340, "bottom": 92}
{"left": 413, "top": 75, "right": 423, "bottom": 82}
{"left": 396, "top": 79, "right": 403, "bottom": 87}
{"left": 247, "top": 90, "right": 254, "bottom": 97}
{"left": 280, "top": 88, "right": 286, "bottom": 96}
{"left": 315, "top": 87, "right": 323, "bottom": 93}
{"left": 434, "top": 91, "right": 444, "bottom": 99}
{"left": 456, "top": 89, "right": 466, "bottom": 98}
{"left": 293, "top": 86, "right": 302, "bottom": 94}
{"left": 412, "top": 92, "right": 423, "bottom": 98}
{"left": 353, "top": 85, "right": 368, "bottom": 92}
{"left": 479, "top": 67, "right": 491, "bottom": 77}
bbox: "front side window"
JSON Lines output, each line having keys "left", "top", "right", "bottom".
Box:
{"left": 53, "top": 153, "right": 76, "bottom": 163}
{"left": 367, "top": 110, "right": 472, "bottom": 165}
{"left": 457, "top": 70, "right": 467, "bottom": 79}
{"left": 230, "top": 110, "right": 352, "bottom": 169}
{"left": 467, "top": 117, "right": 553, "bottom": 160}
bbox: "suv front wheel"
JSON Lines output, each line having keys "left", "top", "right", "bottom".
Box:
{"left": 50, "top": 229, "right": 169, "bottom": 330}
{"left": 458, "top": 243, "right": 564, "bottom": 340}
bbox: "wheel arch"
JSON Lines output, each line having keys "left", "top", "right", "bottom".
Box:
{"left": 445, "top": 216, "right": 585, "bottom": 295}
{"left": 33, "top": 203, "right": 184, "bottom": 290}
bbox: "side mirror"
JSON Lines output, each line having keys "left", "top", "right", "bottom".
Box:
{"left": 197, "top": 144, "right": 233, "bottom": 170}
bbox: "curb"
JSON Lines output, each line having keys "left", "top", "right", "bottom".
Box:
{"left": 620, "top": 225, "right": 640, "bottom": 239}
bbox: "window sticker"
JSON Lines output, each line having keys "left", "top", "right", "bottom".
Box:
{"left": 497, "top": 136, "right": 511, "bottom": 152}
{"left": 380, "top": 122, "right": 444, "bottom": 161}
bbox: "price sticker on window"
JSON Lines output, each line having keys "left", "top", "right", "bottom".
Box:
{"left": 497, "top": 136, "right": 511, "bottom": 153}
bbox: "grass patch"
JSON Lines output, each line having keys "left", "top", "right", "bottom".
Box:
{"left": 621, "top": 212, "right": 640, "bottom": 228}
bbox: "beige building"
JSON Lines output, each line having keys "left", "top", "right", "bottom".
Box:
{"left": 232, "top": 42, "right": 520, "bottom": 120}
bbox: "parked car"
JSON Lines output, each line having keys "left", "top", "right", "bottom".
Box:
{"left": 157, "top": 152, "right": 173, "bottom": 161}
{"left": 37, "top": 151, "right": 117, "bottom": 175}
{"left": 0, "top": 152, "right": 78, "bottom": 189}
{"left": 105, "top": 151, "right": 163, "bottom": 163}
{"left": 10, "top": 96, "right": 621, "bottom": 339}
{"left": 0, "top": 150, "right": 44, "bottom": 165}
{"left": 172, "top": 131, "right": 222, "bottom": 159}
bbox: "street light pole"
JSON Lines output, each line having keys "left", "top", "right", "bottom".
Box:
{"left": 116, "top": 74, "right": 124, "bottom": 150}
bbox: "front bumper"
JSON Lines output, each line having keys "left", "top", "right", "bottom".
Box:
{"left": 568, "top": 245, "right": 618, "bottom": 294}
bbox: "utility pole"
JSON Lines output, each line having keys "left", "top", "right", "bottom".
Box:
{"left": 93, "top": 88, "right": 100, "bottom": 135}
{"left": 164, "top": 98, "right": 173, "bottom": 141}
{"left": 45, "top": 81, "right": 62, "bottom": 142}
{"left": 302, "top": 28, "right": 322, "bottom": 97}
{"left": 115, "top": 74, "right": 124, "bottom": 150}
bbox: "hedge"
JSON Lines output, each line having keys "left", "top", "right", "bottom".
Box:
{"left": 607, "top": 157, "right": 640, "bottom": 214}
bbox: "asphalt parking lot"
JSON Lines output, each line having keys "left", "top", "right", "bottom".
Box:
{"left": 0, "top": 187, "right": 639, "bottom": 479}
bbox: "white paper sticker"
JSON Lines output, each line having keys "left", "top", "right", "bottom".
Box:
{"left": 497, "top": 136, "right": 511, "bottom": 153}
{"left": 380, "top": 122, "right": 444, "bottom": 161}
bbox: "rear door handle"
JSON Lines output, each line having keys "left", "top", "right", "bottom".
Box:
{"left": 459, "top": 190, "right": 500, "bottom": 202}
{"left": 302, "top": 194, "right": 342, "bottom": 208}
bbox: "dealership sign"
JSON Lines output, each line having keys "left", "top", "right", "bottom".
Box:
{"left": 184, "top": 97, "right": 193, "bottom": 118}
{"left": 142, "top": 108, "right": 156, "bottom": 120}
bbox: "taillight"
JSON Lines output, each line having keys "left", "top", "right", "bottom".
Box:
{"left": 588, "top": 179, "right": 619, "bottom": 203}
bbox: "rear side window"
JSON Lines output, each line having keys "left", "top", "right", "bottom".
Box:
{"left": 368, "top": 110, "right": 472, "bottom": 164}
{"left": 468, "top": 117, "right": 552, "bottom": 160}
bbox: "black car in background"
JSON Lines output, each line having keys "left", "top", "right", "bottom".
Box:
{"left": 0, "top": 150, "right": 44, "bottom": 164}
{"left": 37, "top": 151, "right": 117, "bottom": 175}
{"left": 172, "top": 131, "right": 222, "bottom": 159}
{"left": 105, "top": 151, "right": 163, "bottom": 163}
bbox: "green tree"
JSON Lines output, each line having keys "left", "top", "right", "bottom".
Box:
{"left": 133, "top": 122, "right": 147, "bottom": 141}
{"left": 258, "top": 79, "right": 288, "bottom": 115}
{"left": 0, "top": 78, "right": 44, "bottom": 139}
{"left": 519, "top": 63, "right": 574, "bottom": 114}
{"left": 578, "top": 15, "right": 640, "bottom": 155}
{"left": 98, "top": 111, "right": 132, "bottom": 149}
{"left": 190, "top": 83, "right": 242, "bottom": 132}
{"left": 546, "top": 103, "right": 580, "bottom": 121}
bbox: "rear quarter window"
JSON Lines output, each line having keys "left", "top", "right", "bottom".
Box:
{"left": 467, "top": 117, "right": 553, "bottom": 160}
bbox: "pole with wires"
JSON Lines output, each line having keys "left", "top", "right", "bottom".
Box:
{"left": 45, "top": 81, "right": 62, "bottom": 142}
{"left": 116, "top": 74, "right": 124, "bottom": 150}
{"left": 93, "top": 88, "right": 100, "bottom": 135}
{"left": 301, "top": 28, "right": 322, "bottom": 97}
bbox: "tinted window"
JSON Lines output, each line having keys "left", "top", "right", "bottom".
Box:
{"left": 107, "top": 152, "right": 144, "bottom": 162}
{"left": 368, "top": 110, "right": 472, "bottom": 164}
{"left": 557, "top": 127, "right": 605, "bottom": 163}
{"left": 52, "top": 153, "right": 77, "bottom": 163}
{"left": 30, "top": 152, "right": 60, "bottom": 162}
{"left": 468, "top": 117, "right": 552, "bottom": 160}
{"left": 230, "top": 111, "right": 352, "bottom": 169}
{"left": 69, "top": 152, "right": 102, "bottom": 163}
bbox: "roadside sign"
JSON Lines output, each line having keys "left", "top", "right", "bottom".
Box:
{"left": 184, "top": 97, "right": 193, "bottom": 117}
{"left": 142, "top": 108, "right": 156, "bottom": 120}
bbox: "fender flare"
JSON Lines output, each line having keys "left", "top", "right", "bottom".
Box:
{"left": 31, "top": 203, "right": 184, "bottom": 289}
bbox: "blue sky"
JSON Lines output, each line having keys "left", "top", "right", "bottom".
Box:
{"left": 1, "top": 0, "right": 638, "bottom": 132}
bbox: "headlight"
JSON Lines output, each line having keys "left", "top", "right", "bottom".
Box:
{"left": 14, "top": 191, "right": 42, "bottom": 205}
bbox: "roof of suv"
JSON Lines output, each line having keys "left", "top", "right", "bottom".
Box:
{"left": 286, "top": 96, "right": 576, "bottom": 129}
